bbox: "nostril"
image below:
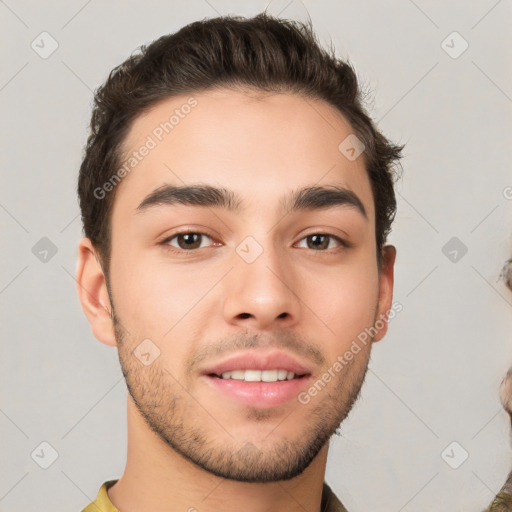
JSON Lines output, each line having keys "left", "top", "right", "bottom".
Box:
{"left": 239, "top": 312, "right": 251, "bottom": 319}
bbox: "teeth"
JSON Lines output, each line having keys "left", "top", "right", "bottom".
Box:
{"left": 278, "top": 369, "right": 288, "bottom": 380}
{"left": 261, "top": 370, "right": 277, "bottom": 382}
{"left": 245, "top": 370, "right": 261, "bottom": 382}
{"left": 220, "top": 369, "right": 297, "bottom": 382}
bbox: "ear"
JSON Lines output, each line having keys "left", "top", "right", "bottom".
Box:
{"left": 76, "top": 237, "right": 116, "bottom": 347}
{"left": 372, "top": 245, "right": 396, "bottom": 343}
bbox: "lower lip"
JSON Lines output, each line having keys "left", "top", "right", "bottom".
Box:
{"left": 203, "top": 375, "right": 311, "bottom": 408}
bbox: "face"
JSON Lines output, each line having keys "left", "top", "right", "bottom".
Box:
{"left": 89, "top": 88, "right": 394, "bottom": 482}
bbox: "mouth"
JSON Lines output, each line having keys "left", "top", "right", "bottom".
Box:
{"left": 207, "top": 369, "right": 309, "bottom": 382}
{"left": 201, "top": 351, "right": 313, "bottom": 408}
{"left": 201, "top": 350, "right": 313, "bottom": 378}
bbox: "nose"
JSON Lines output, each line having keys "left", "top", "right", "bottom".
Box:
{"left": 223, "top": 241, "right": 301, "bottom": 331}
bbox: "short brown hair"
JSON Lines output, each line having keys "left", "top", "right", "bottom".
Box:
{"left": 77, "top": 12, "right": 404, "bottom": 281}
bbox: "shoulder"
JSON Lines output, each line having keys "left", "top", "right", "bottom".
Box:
{"left": 80, "top": 480, "right": 119, "bottom": 512}
{"left": 322, "top": 482, "right": 349, "bottom": 512}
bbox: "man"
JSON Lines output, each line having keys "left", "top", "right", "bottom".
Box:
{"left": 76, "top": 12, "right": 403, "bottom": 512}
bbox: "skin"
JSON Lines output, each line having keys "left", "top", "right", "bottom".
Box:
{"left": 76, "top": 88, "right": 396, "bottom": 512}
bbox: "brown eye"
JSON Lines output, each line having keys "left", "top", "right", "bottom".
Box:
{"left": 164, "top": 232, "right": 213, "bottom": 250}
{"left": 308, "top": 234, "right": 329, "bottom": 250}
{"left": 296, "top": 234, "right": 346, "bottom": 251}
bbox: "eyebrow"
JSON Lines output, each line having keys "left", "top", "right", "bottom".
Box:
{"left": 135, "top": 183, "right": 367, "bottom": 219}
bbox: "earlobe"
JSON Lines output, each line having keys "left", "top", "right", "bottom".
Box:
{"left": 373, "top": 245, "right": 396, "bottom": 343}
{"left": 76, "top": 237, "right": 117, "bottom": 347}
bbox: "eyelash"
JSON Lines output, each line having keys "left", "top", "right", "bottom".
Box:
{"left": 159, "top": 230, "right": 351, "bottom": 255}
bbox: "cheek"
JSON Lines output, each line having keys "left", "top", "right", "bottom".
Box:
{"left": 111, "top": 246, "right": 219, "bottom": 340}
{"left": 305, "top": 259, "right": 379, "bottom": 346}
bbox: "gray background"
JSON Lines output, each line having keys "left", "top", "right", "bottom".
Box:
{"left": 1, "top": 0, "right": 511, "bottom": 510}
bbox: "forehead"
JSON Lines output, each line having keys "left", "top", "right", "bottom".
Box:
{"left": 112, "top": 88, "right": 374, "bottom": 221}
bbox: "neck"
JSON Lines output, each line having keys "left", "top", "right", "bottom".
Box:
{"left": 108, "top": 393, "right": 329, "bottom": 512}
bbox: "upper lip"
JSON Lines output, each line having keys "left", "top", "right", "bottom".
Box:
{"left": 201, "top": 350, "right": 313, "bottom": 377}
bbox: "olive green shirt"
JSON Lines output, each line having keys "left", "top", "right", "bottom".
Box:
{"left": 81, "top": 480, "right": 349, "bottom": 512}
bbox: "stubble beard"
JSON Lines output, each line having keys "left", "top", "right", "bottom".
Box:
{"left": 112, "top": 310, "right": 373, "bottom": 483}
